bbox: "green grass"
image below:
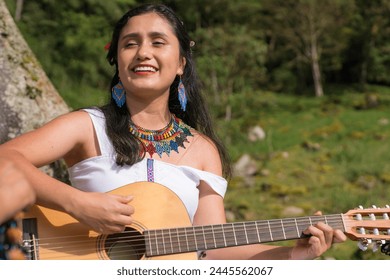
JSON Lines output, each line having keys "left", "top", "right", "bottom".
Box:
{"left": 221, "top": 85, "right": 390, "bottom": 259}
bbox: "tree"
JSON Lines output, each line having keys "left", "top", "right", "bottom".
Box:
{"left": 0, "top": 0, "right": 69, "bottom": 180}
{"left": 345, "top": 0, "right": 390, "bottom": 86}
{"left": 262, "top": 0, "right": 354, "bottom": 96}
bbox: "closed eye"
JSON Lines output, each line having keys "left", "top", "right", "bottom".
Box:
{"left": 125, "top": 42, "right": 138, "bottom": 48}
{"left": 152, "top": 40, "right": 165, "bottom": 46}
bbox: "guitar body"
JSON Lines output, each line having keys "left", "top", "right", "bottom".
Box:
{"left": 23, "top": 182, "right": 197, "bottom": 260}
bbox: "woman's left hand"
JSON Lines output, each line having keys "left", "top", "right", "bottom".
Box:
{"left": 290, "top": 221, "right": 347, "bottom": 260}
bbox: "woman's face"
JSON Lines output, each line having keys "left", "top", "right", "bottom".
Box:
{"left": 117, "top": 12, "right": 185, "bottom": 99}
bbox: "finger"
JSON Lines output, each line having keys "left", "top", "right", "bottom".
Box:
{"left": 102, "top": 224, "right": 127, "bottom": 234}
{"left": 304, "top": 225, "right": 328, "bottom": 248}
{"left": 333, "top": 229, "right": 347, "bottom": 243}
{"left": 315, "top": 222, "right": 333, "bottom": 247}
{"left": 120, "top": 204, "right": 135, "bottom": 216}
{"left": 116, "top": 195, "right": 134, "bottom": 204}
{"left": 116, "top": 214, "right": 134, "bottom": 227}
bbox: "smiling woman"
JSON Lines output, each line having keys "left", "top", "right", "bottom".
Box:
{"left": 0, "top": 3, "right": 346, "bottom": 260}
{"left": 116, "top": 13, "right": 186, "bottom": 107}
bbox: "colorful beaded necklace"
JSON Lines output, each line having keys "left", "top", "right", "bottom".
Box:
{"left": 129, "top": 114, "right": 193, "bottom": 158}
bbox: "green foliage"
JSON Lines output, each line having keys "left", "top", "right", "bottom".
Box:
{"left": 6, "top": 0, "right": 138, "bottom": 108}
{"left": 223, "top": 85, "right": 390, "bottom": 259}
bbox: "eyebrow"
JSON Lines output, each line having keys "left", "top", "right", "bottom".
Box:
{"left": 120, "top": 31, "right": 169, "bottom": 41}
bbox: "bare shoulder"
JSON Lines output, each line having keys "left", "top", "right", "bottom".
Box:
{"left": 0, "top": 110, "right": 95, "bottom": 166}
{"left": 182, "top": 129, "right": 223, "bottom": 176}
{"left": 32, "top": 110, "right": 94, "bottom": 144}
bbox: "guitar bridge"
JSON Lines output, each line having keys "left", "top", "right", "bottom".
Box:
{"left": 22, "top": 218, "right": 39, "bottom": 260}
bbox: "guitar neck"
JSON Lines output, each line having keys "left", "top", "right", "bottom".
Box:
{"left": 144, "top": 214, "right": 345, "bottom": 257}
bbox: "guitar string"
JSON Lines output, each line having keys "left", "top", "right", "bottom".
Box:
{"left": 22, "top": 215, "right": 386, "bottom": 260}
{"left": 24, "top": 214, "right": 346, "bottom": 246}
{"left": 23, "top": 214, "right": 389, "bottom": 259}
{"left": 23, "top": 225, "right": 388, "bottom": 260}
{"left": 23, "top": 217, "right": 386, "bottom": 258}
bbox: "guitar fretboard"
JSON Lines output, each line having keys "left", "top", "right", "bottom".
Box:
{"left": 144, "top": 214, "right": 345, "bottom": 257}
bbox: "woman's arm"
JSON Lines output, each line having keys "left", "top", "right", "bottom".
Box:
{"left": 0, "top": 158, "right": 36, "bottom": 223}
{"left": 0, "top": 111, "right": 134, "bottom": 234}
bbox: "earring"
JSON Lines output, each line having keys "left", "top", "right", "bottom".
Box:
{"left": 178, "top": 77, "right": 187, "bottom": 111}
{"left": 112, "top": 80, "right": 126, "bottom": 108}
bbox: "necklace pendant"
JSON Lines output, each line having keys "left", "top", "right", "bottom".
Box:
{"left": 129, "top": 114, "right": 193, "bottom": 158}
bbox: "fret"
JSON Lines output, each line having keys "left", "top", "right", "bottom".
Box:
{"left": 269, "top": 220, "right": 284, "bottom": 241}
{"left": 184, "top": 227, "right": 189, "bottom": 252}
{"left": 154, "top": 230, "right": 159, "bottom": 256}
{"left": 144, "top": 230, "right": 153, "bottom": 256}
{"left": 296, "top": 217, "right": 310, "bottom": 236}
{"left": 310, "top": 216, "right": 325, "bottom": 224}
{"left": 185, "top": 227, "right": 197, "bottom": 252}
{"left": 255, "top": 221, "right": 261, "bottom": 243}
{"left": 233, "top": 222, "right": 251, "bottom": 245}
{"left": 221, "top": 224, "right": 227, "bottom": 247}
{"left": 222, "top": 223, "right": 236, "bottom": 247}
{"left": 165, "top": 229, "right": 173, "bottom": 254}
{"left": 176, "top": 227, "right": 187, "bottom": 253}
{"left": 243, "top": 223, "right": 249, "bottom": 244}
{"left": 281, "top": 218, "right": 301, "bottom": 240}
{"left": 176, "top": 228, "right": 181, "bottom": 253}
{"left": 256, "top": 221, "right": 273, "bottom": 243}
{"left": 232, "top": 223, "right": 238, "bottom": 245}
{"left": 211, "top": 225, "right": 217, "bottom": 248}
{"left": 202, "top": 226, "right": 208, "bottom": 249}
{"left": 294, "top": 218, "right": 300, "bottom": 237}
{"left": 194, "top": 226, "right": 205, "bottom": 250}
{"left": 245, "top": 221, "right": 261, "bottom": 244}
{"left": 169, "top": 228, "right": 180, "bottom": 254}
{"left": 267, "top": 220, "right": 273, "bottom": 241}
{"left": 280, "top": 219, "right": 287, "bottom": 240}
{"left": 203, "top": 225, "right": 218, "bottom": 249}
{"left": 157, "top": 229, "right": 165, "bottom": 255}
{"left": 331, "top": 214, "right": 345, "bottom": 231}
{"left": 192, "top": 226, "right": 198, "bottom": 250}
{"left": 211, "top": 224, "right": 226, "bottom": 248}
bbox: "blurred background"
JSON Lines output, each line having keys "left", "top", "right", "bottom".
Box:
{"left": 4, "top": 0, "right": 390, "bottom": 259}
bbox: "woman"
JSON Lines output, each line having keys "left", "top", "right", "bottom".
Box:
{"left": 0, "top": 4, "right": 345, "bottom": 259}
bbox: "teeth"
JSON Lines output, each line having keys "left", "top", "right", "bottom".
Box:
{"left": 134, "top": 66, "right": 157, "bottom": 72}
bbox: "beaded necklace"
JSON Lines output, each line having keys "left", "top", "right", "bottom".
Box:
{"left": 129, "top": 114, "right": 193, "bottom": 158}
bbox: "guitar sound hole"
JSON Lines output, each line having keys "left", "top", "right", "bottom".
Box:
{"left": 104, "top": 227, "right": 145, "bottom": 260}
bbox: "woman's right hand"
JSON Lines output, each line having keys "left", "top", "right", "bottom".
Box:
{"left": 68, "top": 191, "right": 135, "bottom": 234}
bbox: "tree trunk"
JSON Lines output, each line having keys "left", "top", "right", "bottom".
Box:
{"left": 15, "top": 0, "right": 24, "bottom": 21}
{"left": 311, "top": 46, "right": 324, "bottom": 97}
{"left": 0, "top": 0, "right": 70, "bottom": 181}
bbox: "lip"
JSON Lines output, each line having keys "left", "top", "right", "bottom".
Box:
{"left": 131, "top": 64, "right": 159, "bottom": 73}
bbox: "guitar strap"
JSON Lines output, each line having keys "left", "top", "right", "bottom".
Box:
{"left": 147, "top": 158, "right": 155, "bottom": 182}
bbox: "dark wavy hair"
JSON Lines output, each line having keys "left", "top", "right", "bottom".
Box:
{"left": 101, "top": 3, "right": 231, "bottom": 178}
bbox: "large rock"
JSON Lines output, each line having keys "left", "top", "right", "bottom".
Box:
{"left": 0, "top": 0, "right": 70, "bottom": 181}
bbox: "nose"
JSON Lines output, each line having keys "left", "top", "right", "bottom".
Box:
{"left": 136, "top": 43, "right": 152, "bottom": 60}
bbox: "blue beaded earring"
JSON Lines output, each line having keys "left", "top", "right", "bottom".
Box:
{"left": 112, "top": 80, "right": 126, "bottom": 108}
{"left": 178, "top": 77, "right": 187, "bottom": 111}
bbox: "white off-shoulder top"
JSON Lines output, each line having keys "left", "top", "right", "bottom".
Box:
{"left": 67, "top": 109, "right": 227, "bottom": 222}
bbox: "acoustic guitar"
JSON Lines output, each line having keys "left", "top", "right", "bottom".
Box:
{"left": 20, "top": 182, "right": 390, "bottom": 260}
